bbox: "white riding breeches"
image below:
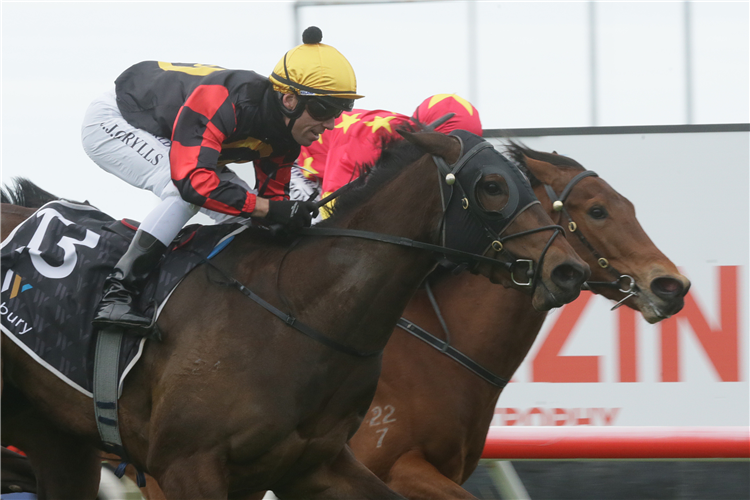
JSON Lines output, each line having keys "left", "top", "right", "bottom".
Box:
{"left": 81, "top": 88, "right": 254, "bottom": 246}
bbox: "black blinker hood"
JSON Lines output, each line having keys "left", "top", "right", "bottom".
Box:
{"left": 433, "top": 130, "right": 540, "bottom": 262}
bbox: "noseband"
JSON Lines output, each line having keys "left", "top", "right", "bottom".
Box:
{"left": 544, "top": 170, "right": 638, "bottom": 309}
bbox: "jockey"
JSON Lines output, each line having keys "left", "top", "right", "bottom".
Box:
{"left": 81, "top": 26, "right": 362, "bottom": 332}
{"left": 292, "top": 93, "right": 482, "bottom": 216}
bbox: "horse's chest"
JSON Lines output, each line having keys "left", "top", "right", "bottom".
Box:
{"left": 226, "top": 414, "right": 360, "bottom": 489}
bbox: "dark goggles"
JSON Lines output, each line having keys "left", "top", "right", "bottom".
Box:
{"left": 305, "top": 97, "right": 354, "bottom": 121}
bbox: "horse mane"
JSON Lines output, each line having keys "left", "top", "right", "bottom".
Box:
{"left": 1, "top": 177, "right": 60, "bottom": 208}
{"left": 503, "top": 141, "right": 585, "bottom": 187}
{"left": 319, "top": 136, "right": 426, "bottom": 225}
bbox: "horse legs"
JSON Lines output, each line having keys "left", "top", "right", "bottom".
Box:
{"left": 274, "top": 446, "right": 407, "bottom": 500}
{"left": 386, "top": 450, "right": 478, "bottom": 500}
{"left": 3, "top": 407, "right": 101, "bottom": 499}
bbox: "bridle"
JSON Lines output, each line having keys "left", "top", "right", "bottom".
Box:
{"left": 396, "top": 167, "right": 641, "bottom": 388}
{"left": 543, "top": 170, "right": 638, "bottom": 310}
{"left": 430, "top": 134, "right": 564, "bottom": 290}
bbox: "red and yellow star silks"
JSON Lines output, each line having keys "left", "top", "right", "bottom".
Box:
{"left": 299, "top": 95, "right": 482, "bottom": 218}
{"left": 299, "top": 109, "right": 411, "bottom": 200}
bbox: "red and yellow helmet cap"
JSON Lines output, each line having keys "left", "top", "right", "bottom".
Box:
{"left": 412, "top": 94, "right": 482, "bottom": 136}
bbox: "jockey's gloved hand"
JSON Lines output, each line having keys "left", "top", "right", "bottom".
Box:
{"left": 266, "top": 200, "right": 319, "bottom": 229}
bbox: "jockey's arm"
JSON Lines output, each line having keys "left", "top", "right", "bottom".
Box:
{"left": 169, "top": 84, "right": 262, "bottom": 217}
{"left": 251, "top": 197, "right": 269, "bottom": 217}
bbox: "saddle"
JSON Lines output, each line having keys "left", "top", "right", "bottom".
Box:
{"left": 0, "top": 200, "right": 244, "bottom": 396}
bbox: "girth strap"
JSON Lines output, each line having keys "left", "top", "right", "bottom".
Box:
{"left": 92, "top": 327, "right": 146, "bottom": 487}
{"left": 202, "top": 259, "right": 382, "bottom": 358}
{"left": 396, "top": 318, "right": 509, "bottom": 388}
{"left": 93, "top": 328, "right": 125, "bottom": 453}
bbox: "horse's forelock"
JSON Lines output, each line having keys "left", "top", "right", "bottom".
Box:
{"left": 504, "top": 141, "right": 586, "bottom": 187}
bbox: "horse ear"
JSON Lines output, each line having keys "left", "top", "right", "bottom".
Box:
{"left": 522, "top": 155, "right": 560, "bottom": 185}
{"left": 398, "top": 130, "right": 461, "bottom": 164}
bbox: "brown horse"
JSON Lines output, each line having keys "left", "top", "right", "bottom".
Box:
{"left": 346, "top": 143, "right": 691, "bottom": 499}
{"left": 0, "top": 132, "right": 588, "bottom": 499}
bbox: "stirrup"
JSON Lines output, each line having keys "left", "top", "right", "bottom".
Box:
{"left": 93, "top": 305, "right": 160, "bottom": 339}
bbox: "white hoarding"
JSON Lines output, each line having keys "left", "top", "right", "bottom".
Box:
{"left": 485, "top": 126, "right": 748, "bottom": 427}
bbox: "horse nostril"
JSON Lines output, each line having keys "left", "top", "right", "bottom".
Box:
{"left": 551, "top": 263, "right": 587, "bottom": 290}
{"left": 651, "top": 276, "right": 686, "bottom": 300}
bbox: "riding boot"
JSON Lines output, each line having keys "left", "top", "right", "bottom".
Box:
{"left": 92, "top": 229, "right": 167, "bottom": 331}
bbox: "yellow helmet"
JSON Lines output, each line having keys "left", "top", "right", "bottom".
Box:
{"left": 270, "top": 26, "right": 363, "bottom": 112}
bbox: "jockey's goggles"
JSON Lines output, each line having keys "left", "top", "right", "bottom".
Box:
{"left": 304, "top": 96, "right": 354, "bottom": 122}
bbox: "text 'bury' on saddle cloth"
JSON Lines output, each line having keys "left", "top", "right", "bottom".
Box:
{"left": 1, "top": 200, "right": 242, "bottom": 397}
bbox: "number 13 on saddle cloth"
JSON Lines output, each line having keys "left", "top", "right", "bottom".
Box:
{"left": 0, "top": 200, "right": 245, "bottom": 397}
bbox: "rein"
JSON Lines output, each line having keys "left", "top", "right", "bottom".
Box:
{"left": 543, "top": 170, "right": 639, "bottom": 310}
{"left": 210, "top": 136, "right": 566, "bottom": 359}
{"left": 299, "top": 141, "right": 565, "bottom": 283}
{"left": 201, "top": 218, "right": 539, "bottom": 360}
{"left": 297, "top": 226, "right": 514, "bottom": 272}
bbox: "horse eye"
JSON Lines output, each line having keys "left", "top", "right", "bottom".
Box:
{"left": 483, "top": 182, "right": 503, "bottom": 195}
{"left": 588, "top": 205, "right": 608, "bottom": 219}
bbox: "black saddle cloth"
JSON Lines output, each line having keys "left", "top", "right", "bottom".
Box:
{"left": 0, "top": 200, "right": 242, "bottom": 396}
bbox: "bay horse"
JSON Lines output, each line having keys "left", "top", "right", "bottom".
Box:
{"left": 0, "top": 131, "right": 589, "bottom": 499}
{"left": 346, "top": 142, "right": 691, "bottom": 499}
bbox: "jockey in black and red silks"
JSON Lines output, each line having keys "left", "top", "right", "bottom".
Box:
{"left": 81, "top": 26, "right": 363, "bottom": 332}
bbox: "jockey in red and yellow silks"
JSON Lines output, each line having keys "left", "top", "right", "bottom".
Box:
{"left": 297, "top": 109, "right": 411, "bottom": 199}
{"left": 295, "top": 94, "right": 482, "bottom": 216}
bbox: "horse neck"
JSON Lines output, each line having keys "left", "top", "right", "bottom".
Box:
{"left": 409, "top": 272, "right": 548, "bottom": 401}
{"left": 334, "top": 154, "right": 443, "bottom": 238}
{"left": 1, "top": 205, "right": 36, "bottom": 241}
{"left": 280, "top": 154, "right": 445, "bottom": 354}
{"left": 379, "top": 272, "right": 549, "bottom": 471}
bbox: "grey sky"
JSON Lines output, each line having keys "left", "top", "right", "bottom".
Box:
{"left": 2, "top": 1, "right": 748, "bottom": 220}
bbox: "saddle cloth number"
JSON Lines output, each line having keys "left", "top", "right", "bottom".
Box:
{"left": 24, "top": 207, "right": 102, "bottom": 279}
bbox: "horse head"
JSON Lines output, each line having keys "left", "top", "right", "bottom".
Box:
{"left": 507, "top": 143, "right": 690, "bottom": 323}
{"left": 399, "top": 130, "right": 590, "bottom": 311}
